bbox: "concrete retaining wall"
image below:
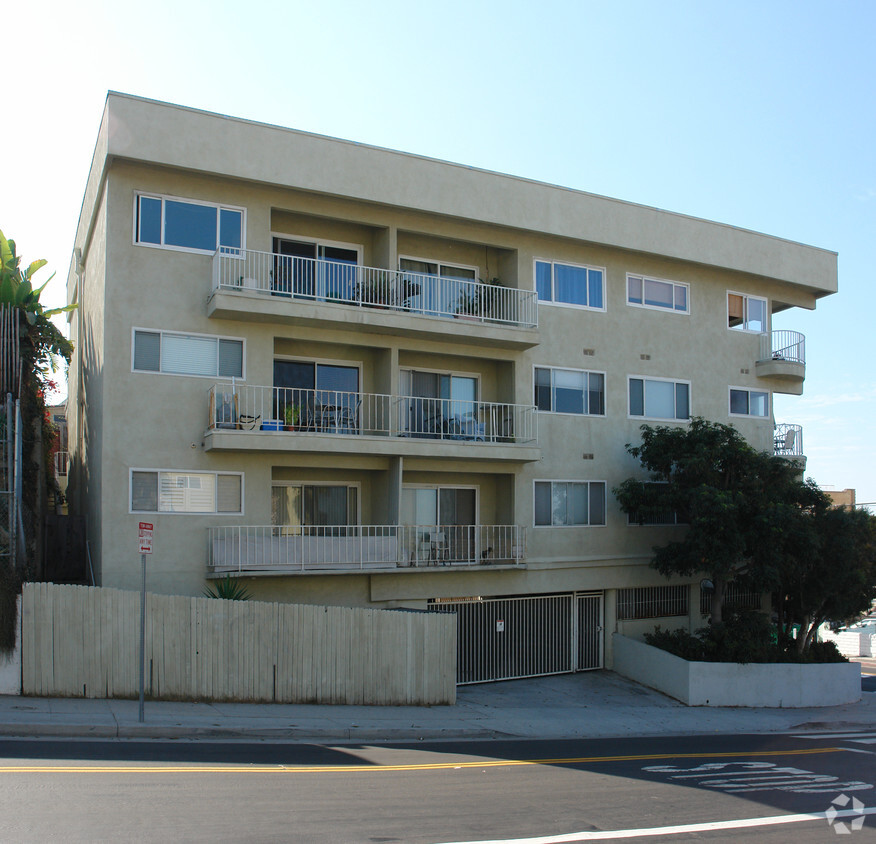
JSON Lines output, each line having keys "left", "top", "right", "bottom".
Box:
{"left": 613, "top": 633, "right": 861, "bottom": 707}
{"left": 20, "top": 583, "right": 456, "bottom": 705}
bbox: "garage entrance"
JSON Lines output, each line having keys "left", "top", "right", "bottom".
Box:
{"left": 430, "top": 592, "right": 604, "bottom": 685}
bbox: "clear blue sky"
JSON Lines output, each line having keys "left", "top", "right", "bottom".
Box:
{"left": 5, "top": 0, "right": 875, "bottom": 504}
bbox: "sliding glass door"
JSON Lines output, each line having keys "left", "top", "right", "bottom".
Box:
{"left": 402, "top": 486, "right": 477, "bottom": 563}
{"left": 399, "top": 369, "right": 478, "bottom": 438}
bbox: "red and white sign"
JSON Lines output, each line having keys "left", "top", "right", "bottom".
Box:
{"left": 138, "top": 521, "right": 153, "bottom": 555}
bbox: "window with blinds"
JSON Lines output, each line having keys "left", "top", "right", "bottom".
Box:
{"left": 133, "top": 329, "right": 243, "bottom": 378}
{"left": 131, "top": 470, "right": 243, "bottom": 514}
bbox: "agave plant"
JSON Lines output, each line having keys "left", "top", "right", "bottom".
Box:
{"left": 203, "top": 575, "right": 252, "bottom": 600}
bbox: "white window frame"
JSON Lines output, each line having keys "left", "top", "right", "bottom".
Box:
{"left": 129, "top": 469, "right": 244, "bottom": 515}
{"left": 533, "top": 480, "right": 607, "bottom": 528}
{"left": 133, "top": 192, "right": 246, "bottom": 255}
{"left": 271, "top": 481, "right": 362, "bottom": 527}
{"left": 401, "top": 483, "right": 480, "bottom": 525}
{"left": 131, "top": 327, "right": 245, "bottom": 380}
{"left": 272, "top": 232, "right": 364, "bottom": 265}
{"left": 533, "top": 365, "right": 606, "bottom": 416}
{"left": 627, "top": 375, "right": 691, "bottom": 422}
{"left": 626, "top": 273, "right": 690, "bottom": 315}
{"left": 397, "top": 255, "right": 480, "bottom": 280}
{"left": 727, "top": 291, "right": 768, "bottom": 333}
{"left": 729, "top": 386, "right": 770, "bottom": 418}
{"left": 533, "top": 258, "right": 606, "bottom": 312}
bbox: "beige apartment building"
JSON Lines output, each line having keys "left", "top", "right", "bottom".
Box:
{"left": 65, "top": 93, "right": 836, "bottom": 682}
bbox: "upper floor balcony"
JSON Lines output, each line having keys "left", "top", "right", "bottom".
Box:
{"left": 208, "top": 249, "right": 540, "bottom": 349}
{"left": 204, "top": 384, "right": 541, "bottom": 463}
{"left": 208, "top": 523, "right": 526, "bottom": 576}
{"left": 774, "top": 422, "right": 805, "bottom": 470}
{"left": 756, "top": 330, "right": 805, "bottom": 391}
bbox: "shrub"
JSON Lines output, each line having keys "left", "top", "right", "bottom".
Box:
{"left": 644, "top": 610, "right": 848, "bottom": 664}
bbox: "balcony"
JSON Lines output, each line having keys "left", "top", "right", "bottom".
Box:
{"left": 774, "top": 423, "right": 805, "bottom": 468}
{"left": 208, "top": 250, "right": 539, "bottom": 349}
{"left": 756, "top": 330, "right": 805, "bottom": 392}
{"left": 204, "top": 384, "right": 540, "bottom": 462}
{"left": 207, "top": 524, "right": 526, "bottom": 575}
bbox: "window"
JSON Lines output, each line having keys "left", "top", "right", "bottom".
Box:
{"left": 627, "top": 275, "right": 689, "bottom": 313}
{"left": 136, "top": 194, "right": 244, "bottom": 254}
{"left": 534, "top": 481, "right": 606, "bottom": 526}
{"left": 628, "top": 377, "right": 690, "bottom": 421}
{"left": 399, "top": 256, "right": 479, "bottom": 316}
{"left": 617, "top": 586, "right": 688, "bottom": 620}
{"left": 728, "top": 292, "right": 767, "bottom": 332}
{"left": 626, "top": 483, "right": 688, "bottom": 525}
{"left": 273, "top": 237, "right": 360, "bottom": 300}
{"left": 131, "top": 470, "right": 242, "bottom": 514}
{"left": 272, "top": 484, "right": 359, "bottom": 532}
{"left": 535, "top": 260, "right": 604, "bottom": 310}
{"left": 729, "top": 388, "right": 769, "bottom": 417}
{"left": 534, "top": 367, "right": 605, "bottom": 415}
{"left": 133, "top": 329, "right": 243, "bottom": 378}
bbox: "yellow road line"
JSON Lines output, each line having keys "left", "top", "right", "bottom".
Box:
{"left": 0, "top": 746, "right": 844, "bottom": 774}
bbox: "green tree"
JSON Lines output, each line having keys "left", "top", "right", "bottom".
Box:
{"left": 614, "top": 418, "right": 825, "bottom": 625}
{"left": 788, "top": 506, "right": 876, "bottom": 652}
{"left": 0, "top": 230, "right": 75, "bottom": 651}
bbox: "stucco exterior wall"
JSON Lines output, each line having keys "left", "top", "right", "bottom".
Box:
{"left": 64, "top": 95, "right": 837, "bottom": 647}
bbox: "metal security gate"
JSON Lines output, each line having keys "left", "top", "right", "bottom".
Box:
{"left": 431, "top": 592, "right": 603, "bottom": 684}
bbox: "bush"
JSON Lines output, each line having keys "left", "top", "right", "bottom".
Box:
{"left": 644, "top": 610, "right": 848, "bottom": 664}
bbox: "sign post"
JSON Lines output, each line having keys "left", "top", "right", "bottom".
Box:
{"left": 137, "top": 522, "right": 153, "bottom": 723}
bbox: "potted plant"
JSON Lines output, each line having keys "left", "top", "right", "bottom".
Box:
{"left": 284, "top": 403, "right": 301, "bottom": 431}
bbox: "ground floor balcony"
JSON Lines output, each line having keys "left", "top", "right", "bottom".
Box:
{"left": 756, "top": 330, "right": 805, "bottom": 391}
{"left": 209, "top": 249, "right": 539, "bottom": 349}
{"left": 205, "top": 384, "right": 540, "bottom": 462}
{"left": 207, "top": 524, "right": 526, "bottom": 575}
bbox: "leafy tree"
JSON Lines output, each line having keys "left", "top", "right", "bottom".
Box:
{"left": 614, "top": 418, "right": 826, "bottom": 625}
{"left": 0, "top": 230, "right": 75, "bottom": 651}
{"left": 788, "top": 506, "right": 876, "bottom": 652}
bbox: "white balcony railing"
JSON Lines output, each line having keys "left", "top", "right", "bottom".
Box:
{"left": 207, "top": 384, "right": 538, "bottom": 444}
{"left": 774, "top": 423, "right": 803, "bottom": 457}
{"left": 212, "top": 249, "right": 538, "bottom": 328}
{"left": 208, "top": 524, "right": 526, "bottom": 573}
{"left": 759, "top": 330, "right": 805, "bottom": 365}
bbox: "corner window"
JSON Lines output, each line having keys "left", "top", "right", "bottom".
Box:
{"left": 534, "top": 481, "right": 606, "bottom": 526}
{"left": 629, "top": 377, "right": 690, "bottom": 421}
{"left": 534, "top": 367, "right": 604, "bottom": 415}
{"left": 535, "top": 260, "right": 604, "bottom": 310}
{"left": 133, "top": 329, "right": 244, "bottom": 379}
{"left": 627, "top": 275, "right": 689, "bottom": 313}
{"left": 135, "top": 194, "right": 244, "bottom": 254}
{"left": 729, "top": 388, "right": 769, "bottom": 417}
{"left": 131, "top": 470, "right": 242, "bottom": 514}
{"left": 728, "top": 292, "right": 767, "bottom": 332}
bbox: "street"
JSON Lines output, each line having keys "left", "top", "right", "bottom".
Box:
{"left": 0, "top": 732, "right": 873, "bottom": 842}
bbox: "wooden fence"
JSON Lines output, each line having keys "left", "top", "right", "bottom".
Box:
{"left": 20, "top": 583, "right": 456, "bottom": 705}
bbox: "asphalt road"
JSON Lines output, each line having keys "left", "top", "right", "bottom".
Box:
{"left": 0, "top": 732, "right": 873, "bottom": 843}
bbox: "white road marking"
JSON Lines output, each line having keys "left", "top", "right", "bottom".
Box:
{"left": 642, "top": 760, "right": 873, "bottom": 794}
{"left": 437, "top": 807, "right": 876, "bottom": 843}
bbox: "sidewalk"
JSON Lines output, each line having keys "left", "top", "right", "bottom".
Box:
{"left": 1, "top": 669, "right": 873, "bottom": 743}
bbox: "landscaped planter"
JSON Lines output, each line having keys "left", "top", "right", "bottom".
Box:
{"left": 612, "top": 633, "right": 861, "bottom": 707}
